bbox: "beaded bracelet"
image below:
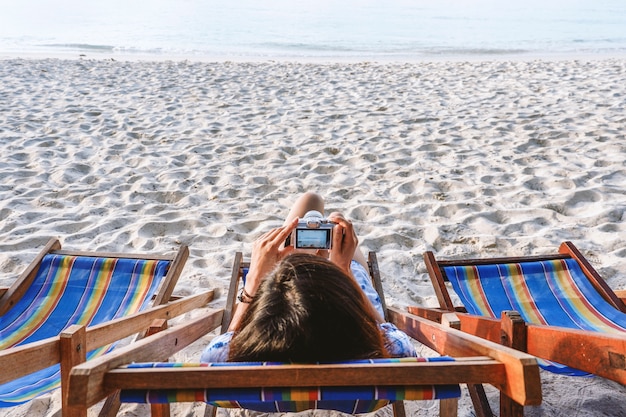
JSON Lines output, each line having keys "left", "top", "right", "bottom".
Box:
{"left": 237, "top": 287, "right": 255, "bottom": 303}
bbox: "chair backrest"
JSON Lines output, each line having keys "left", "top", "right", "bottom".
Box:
{"left": 443, "top": 258, "right": 626, "bottom": 333}
{"left": 118, "top": 357, "right": 462, "bottom": 413}
{"left": 435, "top": 251, "right": 626, "bottom": 376}
{"left": 0, "top": 251, "right": 174, "bottom": 407}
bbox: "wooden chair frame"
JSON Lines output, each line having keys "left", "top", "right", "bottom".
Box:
{"left": 412, "top": 240, "right": 626, "bottom": 416}
{"left": 66, "top": 252, "right": 541, "bottom": 417}
{"left": 0, "top": 238, "right": 215, "bottom": 416}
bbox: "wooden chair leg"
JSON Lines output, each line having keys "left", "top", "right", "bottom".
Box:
{"left": 98, "top": 391, "right": 122, "bottom": 417}
{"left": 392, "top": 401, "right": 407, "bottom": 417}
{"left": 442, "top": 313, "right": 493, "bottom": 417}
{"left": 467, "top": 384, "right": 493, "bottom": 417}
{"left": 146, "top": 320, "right": 171, "bottom": 417}
{"left": 151, "top": 403, "right": 171, "bottom": 417}
{"left": 97, "top": 319, "right": 172, "bottom": 417}
{"left": 203, "top": 404, "right": 218, "bottom": 417}
{"left": 440, "top": 398, "right": 459, "bottom": 417}
{"left": 500, "top": 311, "right": 527, "bottom": 417}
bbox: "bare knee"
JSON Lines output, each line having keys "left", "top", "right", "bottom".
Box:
{"left": 284, "top": 192, "right": 325, "bottom": 224}
{"left": 299, "top": 192, "right": 324, "bottom": 210}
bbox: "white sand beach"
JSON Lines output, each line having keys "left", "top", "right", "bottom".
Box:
{"left": 1, "top": 57, "right": 625, "bottom": 416}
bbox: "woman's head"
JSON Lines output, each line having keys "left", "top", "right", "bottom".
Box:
{"left": 228, "top": 253, "right": 388, "bottom": 363}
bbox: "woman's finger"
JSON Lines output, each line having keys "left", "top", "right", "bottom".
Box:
{"left": 273, "top": 217, "right": 299, "bottom": 244}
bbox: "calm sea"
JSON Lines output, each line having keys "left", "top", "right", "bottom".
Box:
{"left": 1, "top": 0, "right": 626, "bottom": 60}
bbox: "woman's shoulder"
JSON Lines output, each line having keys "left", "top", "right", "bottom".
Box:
{"left": 200, "top": 331, "right": 234, "bottom": 363}
{"left": 379, "top": 322, "right": 418, "bottom": 358}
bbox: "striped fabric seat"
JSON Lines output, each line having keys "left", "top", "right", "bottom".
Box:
{"left": 120, "top": 357, "right": 461, "bottom": 413}
{"left": 0, "top": 254, "right": 170, "bottom": 406}
{"left": 444, "top": 258, "right": 626, "bottom": 375}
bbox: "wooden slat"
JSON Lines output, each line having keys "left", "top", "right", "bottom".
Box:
{"left": 0, "top": 337, "right": 61, "bottom": 385}
{"left": 433, "top": 253, "right": 568, "bottom": 268}
{"left": 0, "top": 238, "right": 61, "bottom": 315}
{"left": 559, "top": 241, "right": 626, "bottom": 312}
{"left": 152, "top": 245, "right": 189, "bottom": 306}
{"left": 51, "top": 249, "right": 174, "bottom": 261}
{"left": 104, "top": 359, "right": 502, "bottom": 390}
{"left": 388, "top": 307, "right": 542, "bottom": 406}
{"left": 86, "top": 290, "right": 214, "bottom": 349}
{"left": 368, "top": 251, "right": 389, "bottom": 321}
{"left": 526, "top": 323, "right": 626, "bottom": 384}
{"left": 221, "top": 252, "right": 244, "bottom": 332}
{"left": 68, "top": 308, "right": 224, "bottom": 408}
{"left": 407, "top": 306, "right": 503, "bottom": 344}
{"left": 457, "top": 313, "right": 502, "bottom": 344}
{"left": 0, "top": 291, "right": 214, "bottom": 385}
{"left": 407, "top": 306, "right": 446, "bottom": 323}
{"left": 423, "top": 251, "right": 456, "bottom": 310}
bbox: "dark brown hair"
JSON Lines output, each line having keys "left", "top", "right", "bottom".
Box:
{"left": 228, "top": 253, "right": 388, "bottom": 363}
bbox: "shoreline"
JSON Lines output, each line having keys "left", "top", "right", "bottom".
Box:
{"left": 2, "top": 49, "right": 626, "bottom": 64}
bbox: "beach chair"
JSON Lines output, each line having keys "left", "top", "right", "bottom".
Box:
{"left": 0, "top": 237, "right": 215, "bottom": 415}
{"left": 412, "top": 241, "right": 626, "bottom": 414}
{"left": 66, "top": 252, "right": 542, "bottom": 417}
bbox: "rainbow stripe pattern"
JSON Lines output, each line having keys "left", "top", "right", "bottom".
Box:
{"left": 443, "top": 258, "right": 626, "bottom": 375}
{"left": 119, "top": 357, "right": 461, "bottom": 413}
{"left": 0, "top": 254, "right": 170, "bottom": 407}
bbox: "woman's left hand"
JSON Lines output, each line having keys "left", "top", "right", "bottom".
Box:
{"left": 327, "top": 212, "right": 358, "bottom": 274}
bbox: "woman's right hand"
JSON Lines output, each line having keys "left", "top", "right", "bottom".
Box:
{"left": 327, "top": 212, "right": 358, "bottom": 275}
{"left": 228, "top": 218, "right": 298, "bottom": 331}
{"left": 245, "top": 217, "right": 298, "bottom": 296}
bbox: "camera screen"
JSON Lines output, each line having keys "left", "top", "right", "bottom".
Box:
{"left": 295, "top": 228, "right": 331, "bottom": 249}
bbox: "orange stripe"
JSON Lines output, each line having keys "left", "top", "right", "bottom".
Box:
{"left": 550, "top": 259, "right": 624, "bottom": 332}
{"left": 505, "top": 263, "right": 547, "bottom": 325}
{"left": 1, "top": 256, "right": 74, "bottom": 348}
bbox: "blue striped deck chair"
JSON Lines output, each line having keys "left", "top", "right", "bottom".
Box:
{"left": 0, "top": 237, "right": 210, "bottom": 412}
{"left": 65, "top": 252, "right": 541, "bottom": 417}
{"left": 418, "top": 241, "right": 626, "bottom": 384}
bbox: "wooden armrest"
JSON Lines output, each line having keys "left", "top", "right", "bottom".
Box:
{"left": 0, "top": 290, "right": 216, "bottom": 385}
{"left": 69, "top": 308, "right": 224, "bottom": 407}
{"left": 407, "top": 306, "right": 449, "bottom": 323}
{"left": 388, "top": 307, "right": 542, "bottom": 406}
{"left": 526, "top": 323, "right": 626, "bottom": 384}
{"left": 412, "top": 305, "right": 626, "bottom": 385}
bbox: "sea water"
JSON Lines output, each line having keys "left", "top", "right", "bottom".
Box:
{"left": 1, "top": 0, "right": 625, "bottom": 60}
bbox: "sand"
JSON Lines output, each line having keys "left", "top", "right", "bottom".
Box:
{"left": 1, "top": 57, "right": 625, "bottom": 416}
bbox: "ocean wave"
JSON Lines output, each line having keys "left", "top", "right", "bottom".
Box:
{"left": 41, "top": 43, "right": 116, "bottom": 52}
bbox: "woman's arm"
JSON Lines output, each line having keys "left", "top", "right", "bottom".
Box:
{"left": 227, "top": 218, "right": 297, "bottom": 331}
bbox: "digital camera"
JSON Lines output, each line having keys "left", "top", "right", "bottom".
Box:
{"left": 285, "top": 210, "right": 334, "bottom": 250}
